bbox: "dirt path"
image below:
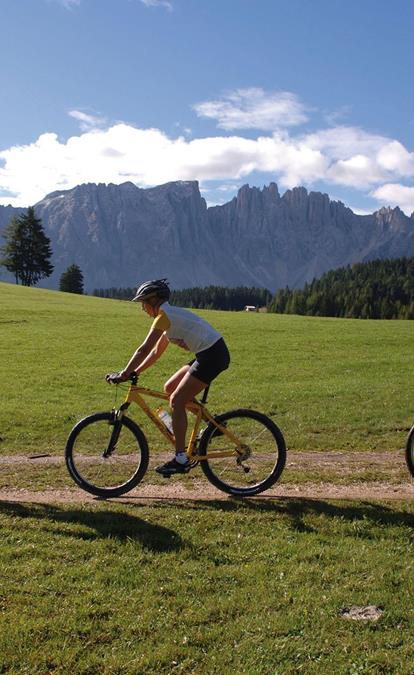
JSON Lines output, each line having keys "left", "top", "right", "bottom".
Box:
{"left": 1, "top": 450, "right": 413, "bottom": 503}
{"left": 1, "top": 481, "right": 414, "bottom": 504}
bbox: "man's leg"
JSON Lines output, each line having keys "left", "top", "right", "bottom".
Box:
{"left": 169, "top": 372, "right": 207, "bottom": 453}
{"left": 156, "top": 368, "right": 207, "bottom": 475}
{"left": 163, "top": 365, "right": 191, "bottom": 396}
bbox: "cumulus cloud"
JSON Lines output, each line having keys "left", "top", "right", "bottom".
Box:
{"left": 300, "top": 126, "right": 414, "bottom": 190}
{"left": 371, "top": 183, "right": 414, "bottom": 216}
{"left": 376, "top": 141, "right": 414, "bottom": 175}
{"left": 194, "top": 88, "right": 309, "bottom": 130}
{"left": 1, "top": 94, "right": 414, "bottom": 212}
{"left": 0, "top": 125, "right": 327, "bottom": 206}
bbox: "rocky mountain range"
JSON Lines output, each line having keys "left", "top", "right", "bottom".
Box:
{"left": 1, "top": 180, "right": 414, "bottom": 292}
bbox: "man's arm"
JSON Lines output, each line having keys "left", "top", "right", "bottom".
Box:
{"left": 135, "top": 332, "right": 169, "bottom": 374}
{"left": 106, "top": 328, "right": 165, "bottom": 383}
{"left": 120, "top": 327, "right": 166, "bottom": 378}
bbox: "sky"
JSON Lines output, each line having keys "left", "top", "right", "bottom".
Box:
{"left": 1, "top": 0, "right": 414, "bottom": 215}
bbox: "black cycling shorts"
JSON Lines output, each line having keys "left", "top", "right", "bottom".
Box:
{"left": 188, "top": 338, "right": 230, "bottom": 385}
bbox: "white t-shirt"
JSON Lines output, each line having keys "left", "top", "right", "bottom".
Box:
{"left": 151, "top": 302, "right": 221, "bottom": 354}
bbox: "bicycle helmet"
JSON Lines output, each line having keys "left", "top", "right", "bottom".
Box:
{"left": 132, "top": 278, "right": 170, "bottom": 303}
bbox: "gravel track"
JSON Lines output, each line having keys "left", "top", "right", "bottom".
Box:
{"left": 0, "top": 450, "right": 413, "bottom": 503}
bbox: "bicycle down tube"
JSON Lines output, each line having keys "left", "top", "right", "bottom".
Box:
{"left": 123, "top": 383, "right": 246, "bottom": 460}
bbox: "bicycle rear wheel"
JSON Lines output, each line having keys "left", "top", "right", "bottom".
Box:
{"left": 65, "top": 412, "right": 149, "bottom": 497}
{"left": 198, "top": 409, "right": 286, "bottom": 496}
{"left": 405, "top": 425, "right": 414, "bottom": 478}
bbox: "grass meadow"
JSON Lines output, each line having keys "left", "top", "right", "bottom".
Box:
{"left": 1, "top": 281, "right": 414, "bottom": 674}
{"left": 1, "top": 281, "right": 413, "bottom": 456}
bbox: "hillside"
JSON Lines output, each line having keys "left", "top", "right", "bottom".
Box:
{"left": 1, "top": 280, "right": 413, "bottom": 456}
{"left": 270, "top": 256, "right": 414, "bottom": 319}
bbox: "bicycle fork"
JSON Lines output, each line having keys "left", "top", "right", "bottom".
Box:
{"left": 104, "top": 403, "right": 130, "bottom": 458}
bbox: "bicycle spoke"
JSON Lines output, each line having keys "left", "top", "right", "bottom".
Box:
{"left": 200, "top": 410, "right": 286, "bottom": 495}
{"left": 67, "top": 415, "right": 147, "bottom": 493}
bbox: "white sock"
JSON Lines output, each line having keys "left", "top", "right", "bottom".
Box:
{"left": 175, "top": 452, "right": 188, "bottom": 465}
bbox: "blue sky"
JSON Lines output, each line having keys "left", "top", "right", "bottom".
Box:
{"left": 1, "top": 0, "right": 414, "bottom": 214}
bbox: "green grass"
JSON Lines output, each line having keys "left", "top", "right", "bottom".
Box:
{"left": 0, "top": 281, "right": 413, "bottom": 456}
{"left": 1, "top": 499, "right": 414, "bottom": 674}
{"left": 1, "top": 283, "right": 414, "bottom": 673}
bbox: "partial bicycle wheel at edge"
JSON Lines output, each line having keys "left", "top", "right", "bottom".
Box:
{"left": 65, "top": 412, "right": 149, "bottom": 498}
{"left": 198, "top": 409, "right": 286, "bottom": 496}
{"left": 405, "top": 425, "right": 414, "bottom": 478}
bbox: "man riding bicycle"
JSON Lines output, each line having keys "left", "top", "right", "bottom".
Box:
{"left": 106, "top": 279, "right": 230, "bottom": 476}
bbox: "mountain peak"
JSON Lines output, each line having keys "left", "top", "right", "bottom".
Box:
{"left": 2, "top": 180, "right": 414, "bottom": 292}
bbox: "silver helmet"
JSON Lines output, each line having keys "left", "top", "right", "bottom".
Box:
{"left": 132, "top": 278, "right": 170, "bottom": 302}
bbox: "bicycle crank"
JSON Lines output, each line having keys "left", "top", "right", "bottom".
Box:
{"left": 236, "top": 444, "right": 252, "bottom": 473}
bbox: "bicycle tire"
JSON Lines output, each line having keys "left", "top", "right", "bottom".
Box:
{"left": 65, "top": 412, "right": 149, "bottom": 498}
{"left": 405, "top": 425, "right": 414, "bottom": 478}
{"left": 198, "top": 409, "right": 286, "bottom": 496}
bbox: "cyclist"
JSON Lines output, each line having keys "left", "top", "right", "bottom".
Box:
{"left": 106, "top": 279, "right": 230, "bottom": 475}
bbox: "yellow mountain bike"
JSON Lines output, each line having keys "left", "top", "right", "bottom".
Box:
{"left": 65, "top": 374, "right": 286, "bottom": 498}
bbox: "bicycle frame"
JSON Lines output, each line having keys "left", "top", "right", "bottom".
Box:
{"left": 118, "top": 382, "right": 244, "bottom": 461}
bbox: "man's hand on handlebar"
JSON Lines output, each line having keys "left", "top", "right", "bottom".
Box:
{"left": 105, "top": 371, "right": 131, "bottom": 384}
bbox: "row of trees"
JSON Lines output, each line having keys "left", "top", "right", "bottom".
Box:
{"left": 93, "top": 285, "right": 272, "bottom": 310}
{"left": 268, "top": 257, "right": 414, "bottom": 319}
{"left": 95, "top": 261, "right": 414, "bottom": 319}
{"left": 171, "top": 286, "right": 271, "bottom": 310}
{"left": 3, "top": 208, "right": 414, "bottom": 319}
{"left": 93, "top": 287, "right": 137, "bottom": 300}
{"left": 0, "top": 207, "right": 84, "bottom": 293}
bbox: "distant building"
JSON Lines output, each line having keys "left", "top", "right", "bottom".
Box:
{"left": 244, "top": 305, "right": 257, "bottom": 312}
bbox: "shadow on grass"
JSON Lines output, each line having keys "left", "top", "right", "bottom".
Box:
{"left": 142, "top": 496, "right": 414, "bottom": 532}
{"left": 0, "top": 501, "right": 182, "bottom": 552}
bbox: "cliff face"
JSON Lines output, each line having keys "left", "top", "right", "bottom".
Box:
{"left": 1, "top": 180, "right": 413, "bottom": 291}
{"left": 208, "top": 183, "right": 414, "bottom": 289}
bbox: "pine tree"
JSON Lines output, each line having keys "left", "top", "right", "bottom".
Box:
{"left": 0, "top": 207, "right": 53, "bottom": 286}
{"left": 59, "top": 264, "right": 84, "bottom": 294}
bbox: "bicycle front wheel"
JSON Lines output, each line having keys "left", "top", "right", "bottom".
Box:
{"left": 405, "top": 425, "right": 414, "bottom": 478}
{"left": 198, "top": 409, "right": 286, "bottom": 496}
{"left": 65, "top": 412, "right": 149, "bottom": 498}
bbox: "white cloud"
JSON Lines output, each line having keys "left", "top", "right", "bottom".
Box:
{"left": 216, "top": 183, "right": 242, "bottom": 193}
{"left": 174, "top": 122, "right": 192, "bottom": 137}
{"left": 49, "top": 0, "right": 173, "bottom": 9}
{"left": 323, "top": 105, "right": 352, "bottom": 126}
{"left": 371, "top": 183, "right": 414, "bottom": 215}
{"left": 1, "top": 100, "right": 413, "bottom": 211}
{"left": 301, "top": 126, "right": 414, "bottom": 189}
{"left": 49, "top": 0, "right": 81, "bottom": 8}
{"left": 194, "top": 88, "right": 309, "bottom": 130}
{"left": 376, "top": 141, "right": 414, "bottom": 175}
{"left": 304, "top": 126, "right": 388, "bottom": 159}
{"left": 140, "top": 0, "right": 173, "bottom": 10}
{"left": 328, "top": 154, "right": 387, "bottom": 188}
{"left": 348, "top": 206, "right": 373, "bottom": 216}
{"left": 69, "top": 110, "right": 107, "bottom": 131}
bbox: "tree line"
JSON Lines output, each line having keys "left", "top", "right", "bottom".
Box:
{"left": 268, "top": 257, "right": 414, "bottom": 319}
{"left": 0, "top": 207, "right": 84, "bottom": 293}
{"left": 93, "top": 285, "right": 272, "bottom": 310}
{"left": 2, "top": 207, "right": 413, "bottom": 319}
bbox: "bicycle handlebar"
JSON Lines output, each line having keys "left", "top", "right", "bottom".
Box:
{"left": 129, "top": 372, "right": 138, "bottom": 385}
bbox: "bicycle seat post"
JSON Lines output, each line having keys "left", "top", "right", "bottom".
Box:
{"left": 201, "top": 385, "right": 210, "bottom": 404}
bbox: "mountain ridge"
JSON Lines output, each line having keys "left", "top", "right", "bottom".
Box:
{"left": 1, "top": 180, "right": 413, "bottom": 292}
